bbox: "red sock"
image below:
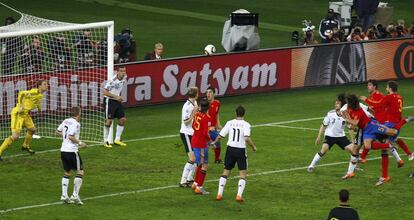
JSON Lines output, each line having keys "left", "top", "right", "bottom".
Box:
{"left": 214, "top": 147, "right": 221, "bottom": 161}
{"left": 372, "top": 142, "right": 390, "bottom": 150}
{"left": 198, "top": 169, "right": 207, "bottom": 187}
{"left": 360, "top": 148, "right": 369, "bottom": 160}
{"left": 394, "top": 118, "right": 407, "bottom": 130}
{"left": 381, "top": 153, "right": 389, "bottom": 178}
{"left": 194, "top": 166, "right": 201, "bottom": 185}
{"left": 396, "top": 138, "right": 412, "bottom": 155}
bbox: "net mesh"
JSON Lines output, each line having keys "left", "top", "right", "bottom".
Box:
{"left": 0, "top": 12, "right": 111, "bottom": 143}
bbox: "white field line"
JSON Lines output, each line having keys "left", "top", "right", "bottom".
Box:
{"left": 0, "top": 156, "right": 382, "bottom": 214}
{"left": 4, "top": 104, "right": 414, "bottom": 159}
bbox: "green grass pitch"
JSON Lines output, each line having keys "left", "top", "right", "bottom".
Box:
{"left": 1, "top": 80, "right": 414, "bottom": 219}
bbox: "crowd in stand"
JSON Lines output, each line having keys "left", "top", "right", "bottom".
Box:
{"left": 297, "top": 8, "right": 414, "bottom": 46}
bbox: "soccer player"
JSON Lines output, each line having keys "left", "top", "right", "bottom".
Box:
{"left": 212, "top": 105, "right": 257, "bottom": 202}
{"left": 57, "top": 106, "right": 86, "bottom": 205}
{"left": 360, "top": 81, "right": 413, "bottom": 164}
{"left": 191, "top": 99, "right": 212, "bottom": 195}
{"left": 103, "top": 65, "right": 127, "bottom": 148}
{"left": 206, "top": 86, "right": 222, "bottom": 163}
{"left": 307, "top": 95, "right": 356, "bottom": 178}
{"left": 327, "top": 189, "right": 360, "bottom": 220}
{"left": 343, "top": 94, "right": 413, "bottom": 185}
{"left": 179, "top": 87, "right": 199, "bottom": 187}
{"left": 0, "top": 79, "right": 48, "bottom": 161}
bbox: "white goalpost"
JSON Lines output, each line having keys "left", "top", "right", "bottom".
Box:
{"left": 0, "top": 3, "right": 114, "bottom": 143}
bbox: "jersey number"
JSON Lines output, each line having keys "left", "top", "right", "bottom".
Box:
{"left": 398, "top": 99, "right": 402, "bottom": 113}
{"left": 232, "top": 128, "right": 241, "bottom": 142}
{"left": 64, "top": 126, "right": 69, "bottom": 139}
{"left": 194, "top": 116, "right": 202, "bottom": 131}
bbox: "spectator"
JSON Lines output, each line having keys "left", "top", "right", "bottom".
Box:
{"left": 347, "top": 27, "right": 367, "bottom": 41}
{"left": 21, "top": 36, "right": 45, "bottom": 73}
{"left": 144, "top": 42, "right": 163, "bottom": 60}
{"left": 353, "top": 0, "right": 379, "bottom": 32}
{"left": 48, "top": 34, "right": 72, "bottom": 70}
{"left": 73, "top": 29, "right": 97, "bottom": 67}
{"left": 410, "top": 21, "right": 414, "bottom": 37}
{"left": 114, "top": 27, "right": 137, "bottom": 64}
{"left": 300, "top": 20, "right": 318, "bottom": 46}
{"left": 327, "top": 189, "right": 360, "bottom": 220}
{"left": 319, "top": 9, "right": 341, "bottom": 43}
{"left": 1, "top": 16, "right": 23, "bottom": 75}
{"left": 365, "top": 26, "right": 378, "bottom": 40}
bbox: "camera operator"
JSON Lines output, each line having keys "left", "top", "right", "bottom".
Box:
{"left": 376, "top": 24, "right": 388, "bottom": 39}
{"left": 21, "top": 36, "right": 45, "bottom": 73}
{"left": 73, "top": 30, "right": 97, "bottom": 67}
{"left": 347, "top": 26, "right": 367, "bottom": 41}
{"left": 48, "top": 35, "right": 71, "bottom": 70}
{"left": 114, "top": 27, "right": 137, "bottom": 64}
{"left": 365, "top": 26, "right": 378, "bottom": 40}
{"left": 319, "top": 9, "right": 341, "bottom": 43}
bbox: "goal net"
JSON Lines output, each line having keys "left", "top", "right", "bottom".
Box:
{"left": 0, "top": 7, "right": 114, "bottom": 143}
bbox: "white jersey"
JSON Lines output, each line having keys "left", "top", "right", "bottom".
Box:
{"left": 57, "top": 118, "right": 81, "bottom": 152}
{"left": 340, "top": 103, "right": 373, "bottom": 118}
{"left": 104, "top": 74, "right": 127, "bottom": 99}
{"left": 180, "top": 99, "right": 197, "bottom": 135}
{"left": 323, "top": 110, "right": 346, "bottom": 137}
{"left": 219, "top": 119, "right": 251, "bottom": 148}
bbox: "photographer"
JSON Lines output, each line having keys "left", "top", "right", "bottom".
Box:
{"left": 48, "top": 35, "right": 71, "bottom": 70}
{"left": 347, "top": 27, "right": 367, "bottom": 41}
{"left": 300, "top": 20, "right": 318, "bottom": 46}
{"left": 365, "top": 26, "right": 378, "bottom": 40}
{"left": 1, "top": 16, "right": 23, "bottom": 75}
{"left": 73, "top": 30, "right": 97, "bottom": 67}
{"left": 319, "top": 9, "right": 341, "bottom": 43}
{"left": 21, "top": 36, "right": 45, "bottom": 73}
{"left": 114, "top": 27, "right": 137, "bottom": 64}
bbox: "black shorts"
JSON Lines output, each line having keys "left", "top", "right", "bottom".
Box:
{"left": 104, "top": 98, "right": 125, "bottom": 120}
{"left": 61, "top": 151, "right": 83, "bottom": 172}
{"left": 224, "top": 146, "right": 247, "bottom": 170}
{"left": 324, "top": 136, "right": 352, "bottom": 150}
{"left": 354, "top": 129, "right": 363, "bottom": 146}
{"left": 180, "top": 133, "right": 193, "bottom": 153}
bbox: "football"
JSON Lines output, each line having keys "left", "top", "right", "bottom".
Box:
{"left": 204, "top": 44, "right": 216, "bottom": 55}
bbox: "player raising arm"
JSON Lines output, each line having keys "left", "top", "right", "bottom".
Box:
{"left": 0, "top": 80, "right": 48, "bottom": 161}
{"left": 212, "top": 105, "right": 257, "bottom": 202}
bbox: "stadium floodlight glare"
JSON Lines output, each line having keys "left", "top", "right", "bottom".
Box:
{"left": 0, "top": 2, "right": 114, "bottom": 142}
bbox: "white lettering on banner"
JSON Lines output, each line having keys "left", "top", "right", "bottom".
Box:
{"left": 251, "top": 63, "right": 277, "bottom": 87}
{"left": 161, "top": 65, "right": 179, "bottom": 98}
{"left": 1, "top": 76, "right": 101, "bottom": 114}
{"left": 133, "top": 76, "right": 151, "bottom": 101}
{"left": 159, "top": 62, "right": 278, "bottom": 99}
{"left": 233, "top": 66, "right": 249, "bottom": 90}
{"left": 213, "top": 67, "right": 230, "bottom": 96}
{"left": 180, "top": 71, "right": 197, "bottom": 96}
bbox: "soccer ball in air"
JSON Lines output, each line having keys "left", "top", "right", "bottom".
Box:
{"left": 204, "top": 44, "right": 216, "bottom": 55}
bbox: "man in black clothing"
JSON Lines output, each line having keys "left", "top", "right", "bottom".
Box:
{"left": 327, "top": 189, "right": 359, "bottom": 220}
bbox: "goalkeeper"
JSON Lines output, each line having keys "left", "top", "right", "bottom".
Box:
{"left": 0, "top": 80, "right": 48, "bottom": 161}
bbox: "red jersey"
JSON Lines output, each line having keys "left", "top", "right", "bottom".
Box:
{"left": 208, "top": 99, "right": 221, "bottom": 127}
{"left": 366, "top": 91, "right": 387, "bottom": 123}
{"left": 365, "top": 93, "right": 403, "bottom": 123}
{"left": 348, "top": 107, "right": 371, "bottom": 129}
{"left": 191, "top": 112, "right": 211, "bottom": 148}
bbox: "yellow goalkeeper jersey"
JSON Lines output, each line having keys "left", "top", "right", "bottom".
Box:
{"left": 14, "top": 88, "right": 44, "bottom": 114}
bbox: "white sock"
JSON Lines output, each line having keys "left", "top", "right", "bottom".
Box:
{"left": 309, "top": 153, "right": 322, "bottom": 168}
{"left": 347, "top": 155, "right": 358, "bottom": 174}
{"left": 180, "top": 162, "right": 193, "bottom": 184}
{"left": 187, "top": 163, "right": 196, "bottom": 182}
{"left": 237, "top": 179, "right": 246, "bottom": 197}
{"left": 217, "top": 176, "right": 227, "bottom": 196}
{"left": 73, "top": 176, "right": 83, "bottom": 197}
{"left": 391, "top": 147, "right": 402, "bottom": 162}
{"left": 115, "top": 125, "right": 124, "bottom": 142}
{"left": 104, "top": 125, "right": 110, "bottom": 143}
{"left": 62, "top": 176, "right": 69, "bottom": 197}
{"left": 108, "top": 124, "right": 114, "bottom": 144}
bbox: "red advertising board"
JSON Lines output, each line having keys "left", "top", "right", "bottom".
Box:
{"left": 123, "top": 49, "right": 292, "bottom": 106}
